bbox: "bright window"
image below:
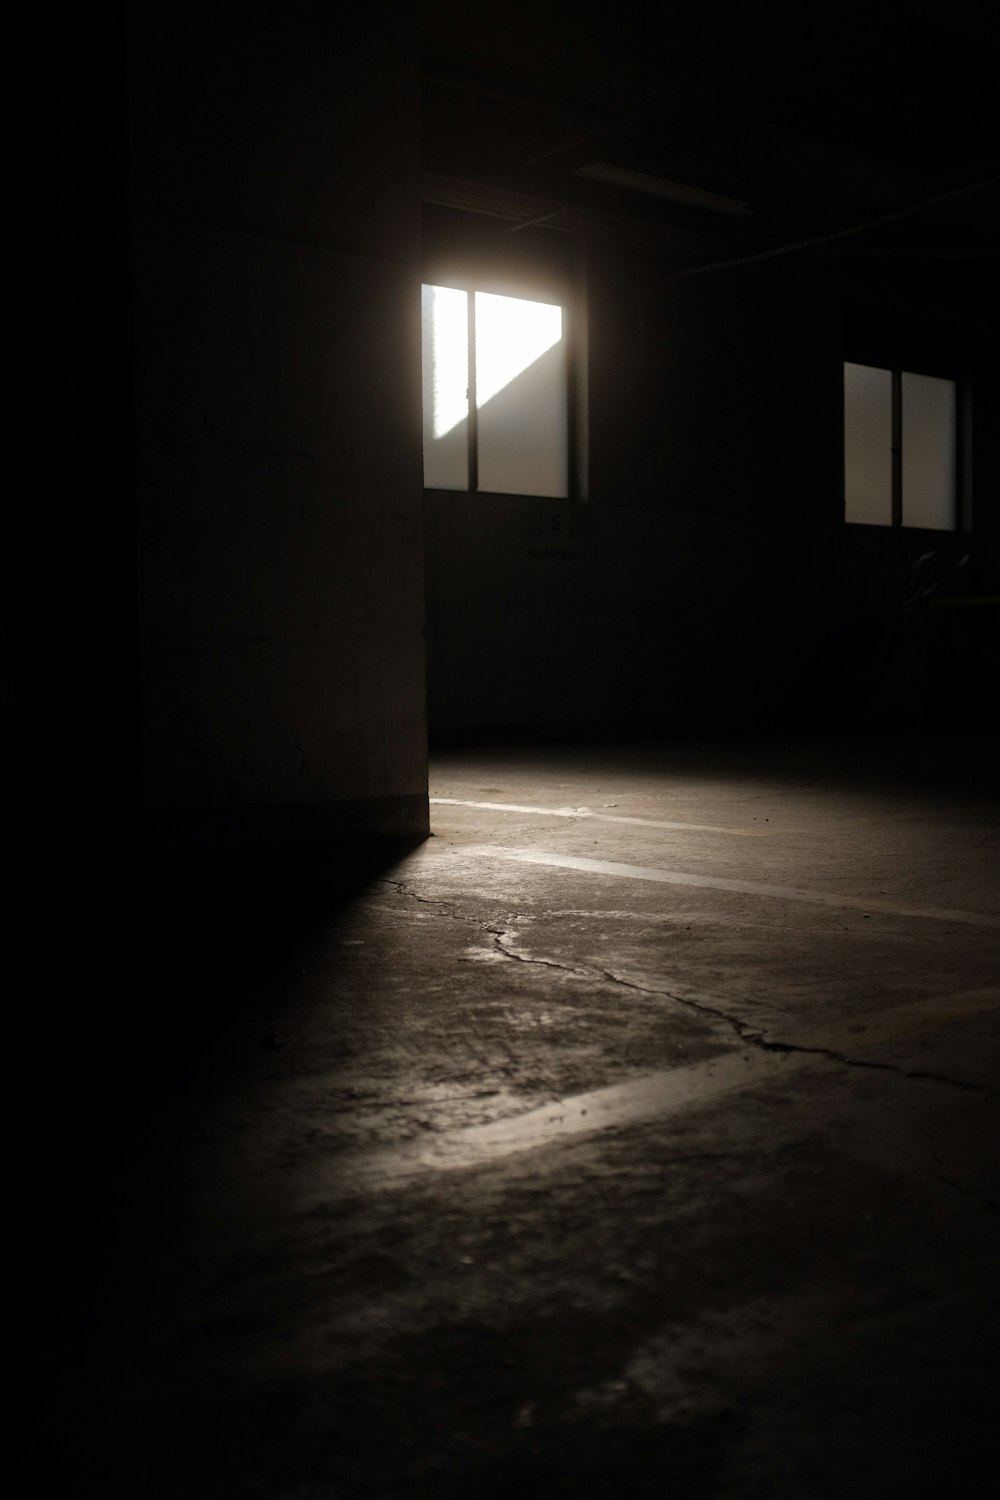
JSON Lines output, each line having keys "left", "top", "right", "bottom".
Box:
{"left": 844, "top": 361, "right": 956, "bottom": 530}
{"left": 422, "top": 284, "right": 568, "bottom": 497}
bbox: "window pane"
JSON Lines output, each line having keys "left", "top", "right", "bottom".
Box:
{"left": 902, "top": 372, "right": 956, "bottom": 530}
{"left": 422, "top": 285, "right": 469, "bottom": 490}
{"left": 844, "top": 362, "right": 892, "bottom": 525}
{"left": 475, "top": 292, "right": 567, "bottom": 498}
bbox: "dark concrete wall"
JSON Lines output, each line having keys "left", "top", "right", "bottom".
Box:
{"left": 424, "top": 231, "right": 996, "bottom": 735}
{"left": 130, "top": 2, "right": 428, "bottom": 851}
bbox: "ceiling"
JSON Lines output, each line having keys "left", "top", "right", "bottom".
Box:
{"left": 419, "top": 0, "right": 1000, "bottom": 314}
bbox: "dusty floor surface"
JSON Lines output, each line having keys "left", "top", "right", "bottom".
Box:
{"left": 21, "top": 734, "right": 1000, "bottom": 1497}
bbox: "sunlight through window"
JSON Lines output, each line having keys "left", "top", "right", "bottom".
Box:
{"left": 422, "top": 284, "right": 568, "bottom": 497}
{"left": 423, "top": 285, "right": 468, "bottom": 440}
{"left": 474, "top": 293, "right": 563, "bottom": 409}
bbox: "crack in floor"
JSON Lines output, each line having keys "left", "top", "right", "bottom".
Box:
{"left": 378, "top": 878, "right": 463, "bottom": 916}
{"left": 485, "top": 926, "right": 593, "bottom": 979}
{"left": 371, "top": 882, "right": 998, "bottom": 1103}
{"left": 488, "top": 929, "right": 998, "bottom": 1100}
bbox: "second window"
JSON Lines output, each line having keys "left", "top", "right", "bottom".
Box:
{"left": 844, "top": 361, "right": 957, "bottom": 530}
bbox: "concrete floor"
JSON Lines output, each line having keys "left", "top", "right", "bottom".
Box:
{"left": 25, "top": 735, "right": 1000, "bottom": 1497}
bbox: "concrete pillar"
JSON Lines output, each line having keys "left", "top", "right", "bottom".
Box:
{"left": 130, "top": 1, "right": 428, "bottom": 851}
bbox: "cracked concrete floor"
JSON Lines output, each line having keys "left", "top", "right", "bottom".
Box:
{"left": 26, "top": 735, "right": 1000, "bottom": 1497}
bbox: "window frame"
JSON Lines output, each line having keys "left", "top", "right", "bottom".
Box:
{"left": 843, "top": 358, "right": 967, "bottom": 533}
{"left": 421, "top": 272, "right": 581, "bottom": 501}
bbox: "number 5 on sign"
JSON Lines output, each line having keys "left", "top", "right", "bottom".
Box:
{"left": 543, "top": 501, "right": 569, "bottom": 539}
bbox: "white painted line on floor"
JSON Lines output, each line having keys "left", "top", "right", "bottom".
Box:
{"left": 430, "top": 797, "right": 771, "bottom": 837}
{"left": 473, "top": 847, "right": 1000, "bottom": 930}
